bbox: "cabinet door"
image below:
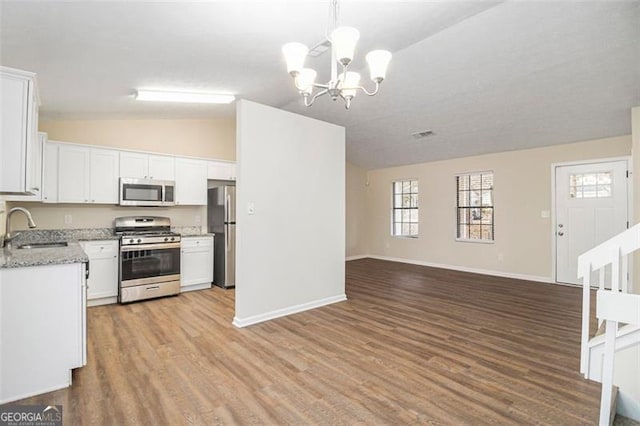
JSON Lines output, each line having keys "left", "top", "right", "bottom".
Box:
{"left": 90, "top": 148, "right": 119, "bottom": 203}
{"left": 0, "top": 73, "right": 29, "bottom": 192}
{"left": 119, "top": 152, "right": 148, "bottom": 179}
{"left": 25, "top": 82, "right": 40, "bottom": 194}
{"left": 3, "top": 132, "right": 45, "bottom": 201}
{"left": 80, "top": 241, "right": 119, "bottom": 300}
{"left": 175, "top": 158, "right": 207, "bottom": 205}
{"left": 148, "top": 155, "right": 175, "bottom": 180}
{"left": 207, "top": 161, "right": 232, "bottom": 180}
{"left": 181, "top": 237, "right": 214, "bottom": 287}
{"left": 58, "top": 144, "right": 90, "bottom": 203}
{"left": 42, "top": 141, "right": 59, "bottom": 203}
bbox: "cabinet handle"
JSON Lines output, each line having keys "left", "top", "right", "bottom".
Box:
{"left": 32, "top": 187, "right": 40, "bottom": 191}
{"left": 92, "top": 200, "right": 96, "bottom": 203}
{"left": 84, "top": 199, "right": 88, "bottom": 202}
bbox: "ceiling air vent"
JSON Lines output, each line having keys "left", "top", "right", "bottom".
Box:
{"left": 412, "top": 130, "right": 434, "bottom": 139}
{"left": 308, "top": 39, "right": 331, "bottom": 57}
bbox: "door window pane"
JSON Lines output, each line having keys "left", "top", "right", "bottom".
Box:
{"left": 570, "top": 172, "right": 612, "bottom": 199}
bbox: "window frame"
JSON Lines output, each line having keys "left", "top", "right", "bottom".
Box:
{"left": 455, "top": 170, "right": 495, "bottom": 244}
{"left": 390, "top": 178, "right": 419, "bottom": 238}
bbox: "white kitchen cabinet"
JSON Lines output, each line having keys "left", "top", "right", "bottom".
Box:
{"left": 58, "top": 144, "right": 91, "bottom": 203}
{"left": 58, "top": 143, "right": 119, "bottom": 204}
{"left": 175, "top": 158, "right": 208, "bottom": 205}
{"left": 0, "top": 66, "right": 40, "bottom": 195}
{"left": 3, "top": 132, "right": 46, "bottom": 202}
{"left": 120, "top": 152, "right": 175, "bottom": 180}
{"left": 207, "top": 160, "right": 236, "bottom": 181}
{"left": 0, "top": 262, "right": 86, "bottom": 403}
{"left": 89, "top": 148, "right": 119, "bottom": 203}
{"left": 181, "top": 235, "right": 214, "bottom": 291}
{"left": 42, "top": 141, "right": 59, "bottom": 202}
{"left": 149, "top": 155, "right": 175, "bottom": 180}
{"left": 80, "top": 240, "right": 119, "bottom": 306}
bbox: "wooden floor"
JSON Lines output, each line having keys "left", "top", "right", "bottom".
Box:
{"left": 14, "top": 258, "right": 603, "bottom": 424}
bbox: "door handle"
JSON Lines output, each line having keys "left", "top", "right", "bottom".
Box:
{"left": 558, "top": 232, "right": 564, "bottom": 236}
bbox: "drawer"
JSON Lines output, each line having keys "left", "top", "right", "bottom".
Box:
{"left": 80, "top": 240, "right": 118, "bottom": 258}
{"left": 181, "top": 236, "right": 213, "bottom": 249}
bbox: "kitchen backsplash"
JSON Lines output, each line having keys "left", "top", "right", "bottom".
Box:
{"left": 5, "top": 202, "right": 207, "bottom": 232}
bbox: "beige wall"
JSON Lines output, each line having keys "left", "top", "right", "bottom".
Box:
{"left": 5, "top": 203, "right": 206, "bottom": 232}
{"left": 363, "top": 135, "right": 631, "bottom": 280}
{"left": 346, "top": 162, "right": 368, "bottom": 257}
{"left": 40, "top": 118, "right": 236, "bottom": 160}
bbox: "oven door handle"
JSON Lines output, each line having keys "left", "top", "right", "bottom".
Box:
{"left": 120, "top": 242, "right": 181, "bottom": 252}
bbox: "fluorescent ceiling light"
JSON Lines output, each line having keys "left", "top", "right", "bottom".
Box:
{"left": 135, "top": 90, "right": 235, "bottom": 104}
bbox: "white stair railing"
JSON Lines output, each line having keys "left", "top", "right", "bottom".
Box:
{"left": 577, "top": 223, "right": 640, "bottom": 425}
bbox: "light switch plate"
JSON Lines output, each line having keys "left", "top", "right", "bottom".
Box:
{"left": 247, "top": 202, "right": 255, "bottom": 215}
{"left": 541, "top": 210, "right": 550, "bottom": 218}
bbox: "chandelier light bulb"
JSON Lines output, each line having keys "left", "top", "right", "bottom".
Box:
{"left": 366, "top": 50, "right": 392, "bottom": 82}
{"left": 296, "top": 68, "right": 317, "bottom": 95}
{"left": 330, "top": 26, "right": 360, "bottom": 65}
{"left": 282, "top": 42, "right": 309, "bottom": 76}
{"left": 339, "top": 71, "right": 361, "bottom": 98}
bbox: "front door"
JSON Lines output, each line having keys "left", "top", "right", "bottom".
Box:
{"left": 555, "top": 160, "right": 629, "bottom": 285}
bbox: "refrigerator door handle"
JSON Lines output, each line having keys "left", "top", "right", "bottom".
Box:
{"left": 225, "top": 192, "right": 230, "bottom": 224}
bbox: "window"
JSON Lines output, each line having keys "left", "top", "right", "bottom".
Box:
{"left": 456, "top": 172, "right": 494, "bottom": 242}
{"left": 570, "top": 172, "right": 612, "bottom": 199}
{"left": 392, "top": 179, "right": 418, "bottom": 237}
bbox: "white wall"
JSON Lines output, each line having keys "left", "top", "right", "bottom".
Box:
{"left": 234, "top": 100, "right": 346, "bottom": 327}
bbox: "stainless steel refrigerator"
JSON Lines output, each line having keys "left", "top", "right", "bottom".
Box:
{"left": 208, "top": 186, "right": 235, "bottom": 288}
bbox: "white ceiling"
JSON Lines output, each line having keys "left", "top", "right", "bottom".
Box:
{"left": 1, "top": 1, "right": 638, "bottom": 169}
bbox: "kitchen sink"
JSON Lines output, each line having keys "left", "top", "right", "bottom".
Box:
{"left": 17, "top": 241, "right": 68, "bottom": 249}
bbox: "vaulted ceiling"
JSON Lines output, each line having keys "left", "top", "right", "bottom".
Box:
{"left": 1, "top": 1, "right": 638, "bottom": 169}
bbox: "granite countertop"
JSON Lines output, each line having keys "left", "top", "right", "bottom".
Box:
{"left": 180, "top": 232, "right": 215, "bottom": 237}
{"left": 0, "top": 228, "right": 114, "bottom": 269}
{"left": 1, "top": 241, "right": 89, "bottom": 269}
{"left": 172, "top": 226, "right": 213, "bottom": 237}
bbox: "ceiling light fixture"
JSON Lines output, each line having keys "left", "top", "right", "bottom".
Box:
{"left": 282, "top": 0, "right": 391, "bottom": 110}
{"left": 135, "top": 90, "right": 235, "bottom": 104}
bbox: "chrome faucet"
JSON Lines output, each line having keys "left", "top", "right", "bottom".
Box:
{"left": 3, "top": 207, "right": 37, "bottom": 248}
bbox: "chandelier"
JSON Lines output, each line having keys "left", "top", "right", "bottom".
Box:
{"left": 281, "top": 0, "right": 392, "bottom": 110}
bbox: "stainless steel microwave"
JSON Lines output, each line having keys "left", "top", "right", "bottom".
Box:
{"left": 119, "top": 178, "right": 175, "bottom": 207}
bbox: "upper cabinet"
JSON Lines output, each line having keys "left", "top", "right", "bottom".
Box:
{"left": 57, "top": 144, "right": 119, "bottom": 204}
{"left": 120, "top": 152, "right": 175, "bottom": 180}
{"left": 207, "top": 161, "right": 236, "bottom": 181}
{"left": 42, "top": 141, "right": 59, "bottom": 203}
{"left": 0, "top": 66, "right": 40, "bottom": 195}
{"left": 3, "top": 132, "right": 46, "bottom": 202}
{"left": 39, "top": 140, "right": 232, "bottom": 206}
{"left": 175, "top": 158, "right": 207, "bottom": 205}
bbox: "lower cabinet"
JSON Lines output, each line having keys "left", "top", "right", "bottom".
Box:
{"left": 181, "top": 235, "right": 214, "bottom": 292}
{"left": 0, "top": 262, "right": 86, "bottom": 404}
{"left": 79, "top": 240, "right": 119, "bottom": 306}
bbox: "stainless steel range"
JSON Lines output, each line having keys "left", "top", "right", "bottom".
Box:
{"left": 115, "top": 216, "right": 181, "bottom": 303}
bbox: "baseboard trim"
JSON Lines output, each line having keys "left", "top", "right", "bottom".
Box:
{"left": 346, "top": 255, "right": 368, "bottom": 261}
{"left": 233, "top": 294, "right": 347, "bottom": 328}
{"left": 617, "top": 389, "right": 640, "bottom": 421}
{"left": 364, "top": 254, "right": 554, "bottom": 284}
